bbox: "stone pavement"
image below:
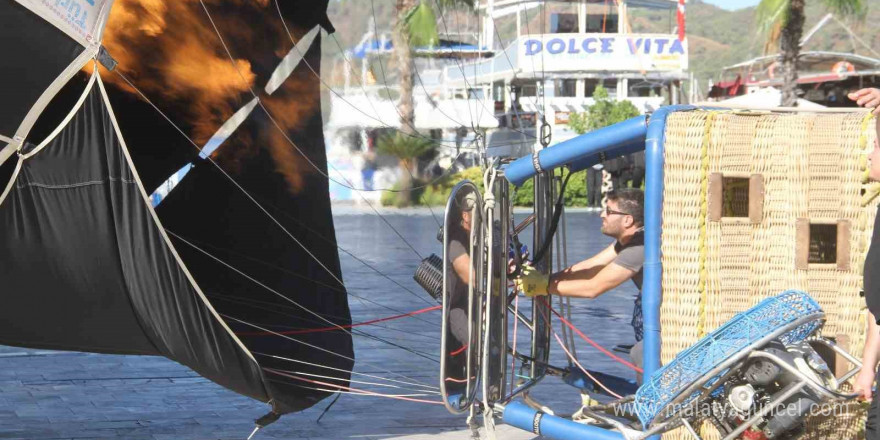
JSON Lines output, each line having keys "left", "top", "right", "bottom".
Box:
{"left": 0, "top": 346, "right": 540, "bottom": 440}
{"left": 0, "top": 210, "right": 636, "bottom": 439}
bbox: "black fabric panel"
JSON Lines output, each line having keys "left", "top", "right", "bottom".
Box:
{"left": 0, "top": 0, "right": 83, "bottom": 137}
{"left": 104, "top": 3, "right": 353, "bottom": 413}
{"left": 0, "top": 86, "right": 269, "bottom": 404}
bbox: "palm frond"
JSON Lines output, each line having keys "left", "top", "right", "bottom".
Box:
{"left": 405, "top": 2, "right": 439, "bottom": 47}
{"left": 755, "top": 0, "right": 789, "bottom": 32}
{"left": 820, "top": 0, "right": 866, "bottom": 19}
{"left": 377, "top": 133, "right": 434, "bottom": 160}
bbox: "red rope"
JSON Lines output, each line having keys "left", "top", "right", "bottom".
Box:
{"left": 450, "top": 344, "right": 468, "bottom": 356}
{"left": 237, "top": 305, "right": 441, "bottom": 336}
{"left": 539, "top": 297, "right": 643, "bottom": 374}
{"left": 265, "top": 368, "right": 443, "bottom": 405}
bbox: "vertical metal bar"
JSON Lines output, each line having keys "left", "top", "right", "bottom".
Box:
{"left": 531, "top": 172, "right": 553, "bottom": 380}
{"left": 484, "top": 175, "right": 509, "bottom": 403}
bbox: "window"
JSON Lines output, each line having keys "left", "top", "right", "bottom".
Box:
{"left": 555, "top": 79, "right": 578, "bottom": 97}
{"left": 796, "top": 220, "right": 851, "bottom": 270}
{"left": 518, "top": 84, "right": 537, "bottom": 98}
{"left": 551, "top": 13, "right": 578, "bottom": 33}
{"left": 708, "top": 174, "right": 764, "bottom": 223}
{"left": 808, "top": 224, "right": 837, "bottom": 264}
{"left": 585, "top": 14, "right": 618, "bottom": 33}
{"left": 721, "top": 177, "right": 750, "bottom": 218}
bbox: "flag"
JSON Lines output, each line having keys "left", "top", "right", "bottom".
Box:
{"left": 677, "top": 0, "right": 686, "bottom": 42}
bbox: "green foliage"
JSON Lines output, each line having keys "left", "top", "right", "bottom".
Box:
{"left": 756, "top": 0, "right": 865, "bottom": 50}
{"left": 509, "top": 169, "right": 588, "bottom": 207}
{"left": 379, "top": 166, "right": 594, "bottom": 207}
{"left": 376, "top": 133, "right": 433, "bottom": 162}
{"left": 404, "top": 2, "right": 439, "bottom": 47}
{"left": 380, "top": 167, "right": 485, "bottom": 207}
{"left": 568, "top": 85, "right": 641, "bottom": 135}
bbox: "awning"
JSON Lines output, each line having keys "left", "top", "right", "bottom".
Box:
{"left": 712, "top": 88, "right": 826, "bottom": 110}
{"left": 326, "top": 95, "right": 499, "bottom": 130}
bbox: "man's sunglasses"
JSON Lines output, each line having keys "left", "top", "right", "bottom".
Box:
{"left": 605, "top": 207, "right": 632, "bottom": 217}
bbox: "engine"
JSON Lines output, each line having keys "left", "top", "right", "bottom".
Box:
{"left": 706, "top": 340, "right": 838, "bottom": 440}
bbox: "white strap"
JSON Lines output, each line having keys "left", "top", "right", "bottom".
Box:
{"left": 95, "top": 71, "right": 260, "bottom": 365}
{"left": 0, "top": 43, "right": 100, "bottom": 169}
{"left": 0, "top": 156, "right": 24, "bottom": 208}
{"left": 265, "top": 25, "right": 321, "bottom": 95}
{"left": 21, "top": 65, "right": 99, "bottom": 160}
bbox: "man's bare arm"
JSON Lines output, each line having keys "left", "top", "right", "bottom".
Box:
{"left": 566, "top": 243, "right": 618, "bottom": 273}
{"left": 549, "top": 263, "right": 635, "bottom": 298}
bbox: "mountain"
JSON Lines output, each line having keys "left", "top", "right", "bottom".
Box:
{"left": 632, "top": 0, "right": 878, "bottom": 86}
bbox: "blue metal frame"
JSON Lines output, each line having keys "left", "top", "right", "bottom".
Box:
{"left": 501, "top": 105, "right": 696, "bottom": 440}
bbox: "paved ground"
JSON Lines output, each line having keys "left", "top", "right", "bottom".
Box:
{"left": 0, "top": 208, "right": 638, "bottom": 439}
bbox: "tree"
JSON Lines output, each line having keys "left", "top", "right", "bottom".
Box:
{"left": 392, "top": 0, "right": 473, "bottom": 136}
{"left": 568, "top": 85, "right": 640, "bottom": 135}
{"left": 377, "top": 133, "right": 434, "bottom": 206}
{"left": 756, "top": 0, "right": 864, "bottom": 106}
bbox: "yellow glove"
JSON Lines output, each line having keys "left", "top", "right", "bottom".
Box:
{"left": 515, "top": 264, "right": 549, "bottom": 297}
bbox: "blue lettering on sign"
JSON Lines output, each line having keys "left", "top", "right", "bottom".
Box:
{"left": 547, "top": 39, "right": 565, "bottom": 54}
{"left": 56, "top": 0, "right": 89, "bottom": 29}
{"left": 524, "top": 36, "right": 685, "bottom": 56}
{"left": 655, "top": 39, "right": 668, "bottom": 53}
{"left": 582, "top": 38, "right": 598, "bottom": 53}
{"left": 525, "top": 39, "right": 542, "bottom": 55}
{"left": 670, "top": 39, "right": 685, "bottom": 54}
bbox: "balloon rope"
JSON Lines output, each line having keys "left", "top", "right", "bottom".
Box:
{"left": 236, "top": 305, "right": 440, "bottom": 336}
{"left": 539, "top": 297, "right": 643, "bottom": 373}
{"left": 266, "top": 368, "right": 444, "bottom": 405}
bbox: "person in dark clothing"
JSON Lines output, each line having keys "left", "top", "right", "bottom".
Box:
{"left": 586, "top": 165, "right": 603, "bottom": 208}
{"left": 444, "top": 189, "right": 478, "bottom": 400}
{"left": 852, "top": 91, "right": 880, "bottom": 438}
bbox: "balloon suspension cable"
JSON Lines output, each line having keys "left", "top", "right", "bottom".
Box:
{"left": 539, "top": 297, "right": 643, "bottom": 373}
{"left": 266, "top": 368, "right": 445, "bottom": 405}
{"left": 253, "top": 351, "right": 439, "bottom": 392}
{"left": 553, "top": 332, "right": 623, "bottom": 400}
{"left": 316, "top": 392, "right": 341, "bottom": 423}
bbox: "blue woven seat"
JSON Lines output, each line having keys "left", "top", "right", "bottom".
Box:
{"left": 633, "top": 290, "right": 824, "bottom": 427}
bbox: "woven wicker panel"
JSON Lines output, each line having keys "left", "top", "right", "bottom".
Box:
{"left": 808, "top": 115, "right": 845, "bottom": 220}
{"left": 660, "top": 112, "right": 711, "bottom": 367}
{"left": 748, "top": 115, "right": 781, "bottom": 298}
{"left": 659, "top": 111, "right": 875, "bottom": 440}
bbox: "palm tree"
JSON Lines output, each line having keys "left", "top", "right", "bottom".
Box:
{"left": 756, "top": 0, "right": 864, "bottom": 106}
{"left": 377, "top": 133, "right": 434, "bottom": 206}
{"left": 392, "top": 0, "right": 474, "bottom": 136}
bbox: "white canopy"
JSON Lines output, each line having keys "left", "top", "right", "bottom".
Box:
{"left": 711, "top": 88, "right": 827, "bottom": 110}
{"left": 326, "top": 94, "right": 499, "bottom": 130}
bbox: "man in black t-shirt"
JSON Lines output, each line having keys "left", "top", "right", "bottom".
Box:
{"left": 851, "top": 88, "right": 880, "bottom": 439}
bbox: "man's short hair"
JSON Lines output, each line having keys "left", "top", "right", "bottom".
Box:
{"left": 607, "top": 188, "right": 644, "bottom": 227}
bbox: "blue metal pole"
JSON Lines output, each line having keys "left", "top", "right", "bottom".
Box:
{"left": 504, "top": 115, "right": 648, "bottom": 187}
{"left": 502, "top": 402, "right": 625, "bottom": 440}
{"left": 641, "top": 105, "right": 695, "bottom": 440}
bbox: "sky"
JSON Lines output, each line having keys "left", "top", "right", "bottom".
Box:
{"left": 700, "top": 0, "right": 762, "bottom": 10}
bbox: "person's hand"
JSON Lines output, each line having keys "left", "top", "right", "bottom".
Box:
{"left": 848, "top": 88, "right": 880, "bottom": 115}
{"left": 854, "top": 366, "right": 876, "bottom": 401}
{"left": 514, "top": 264, "right": 549, "bottom": 297}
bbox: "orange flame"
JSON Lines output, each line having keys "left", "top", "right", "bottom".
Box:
{"left": 101, "top": 0, "right": 319, "bottom": 194}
